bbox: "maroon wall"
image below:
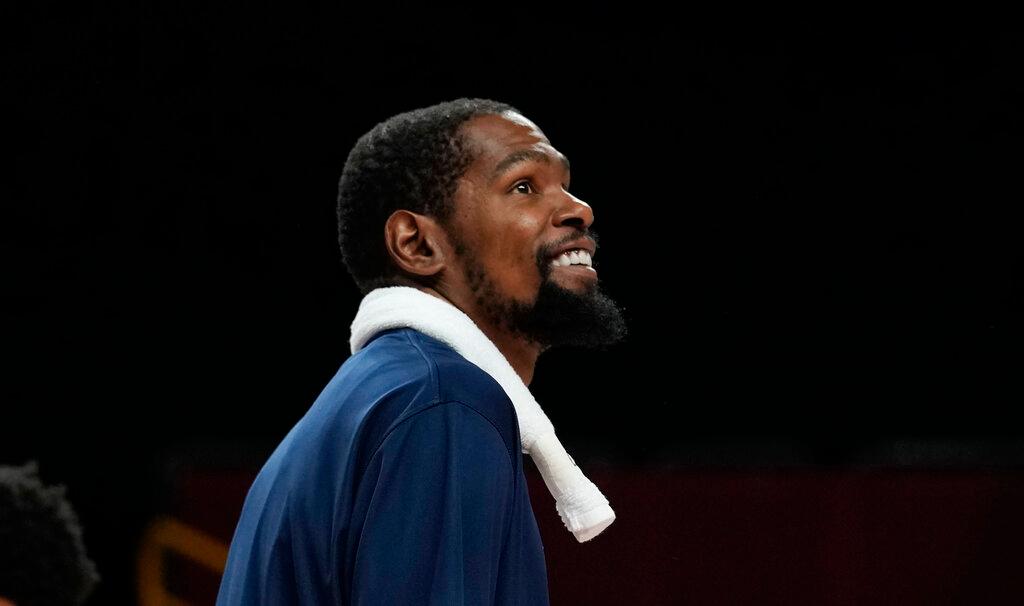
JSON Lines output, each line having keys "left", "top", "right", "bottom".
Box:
{"left": 172, "top": 465, "right": 1024, "bottom": 604}
{"left": 528, "top": 465, "right": 1024, "bottom": 605}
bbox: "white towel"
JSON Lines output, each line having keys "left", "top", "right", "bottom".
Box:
{"left": 349, "top": 285, "right": 615, "bottom": 543}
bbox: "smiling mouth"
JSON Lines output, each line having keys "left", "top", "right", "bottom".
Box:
{"left": 544, "top": 247, "right": 597, "bottom": 281}
{"left": 547, "top": 248, "right": 595, "bottom": 269}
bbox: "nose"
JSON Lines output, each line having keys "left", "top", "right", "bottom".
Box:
{"left": 552, "top": 190, "right": 594, "bottom": 230}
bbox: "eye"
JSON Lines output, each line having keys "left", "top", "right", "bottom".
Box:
{"left": 512, "top": 180, "right": 535, "bottom": 194}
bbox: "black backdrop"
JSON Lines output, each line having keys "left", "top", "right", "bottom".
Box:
{"left": 5, "top": 10, "right": 1023, "bottom": 604}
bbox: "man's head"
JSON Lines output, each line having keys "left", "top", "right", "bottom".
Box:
{"left": 337, "top": 98, "right": 518, "bottom": 295}
{"left": 0, "top": 462, "right": 99, "bottom": 606}
{"left": 337, "top": 98, "right": 627, "bottom": 351}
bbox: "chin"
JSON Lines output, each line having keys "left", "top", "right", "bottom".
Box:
{"left": 524, "top": 275, "right": 628, "bottom": 350}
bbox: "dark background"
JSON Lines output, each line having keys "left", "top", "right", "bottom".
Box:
{"left": 5, "top": 8, "right": 1023, "bottom": 604}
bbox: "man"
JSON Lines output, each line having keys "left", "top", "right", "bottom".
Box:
{"left": 217, "top": 98, "right": 628, "bottom": 605}
{"left": 0, "top": 462, "right": 100, "bottom": 606}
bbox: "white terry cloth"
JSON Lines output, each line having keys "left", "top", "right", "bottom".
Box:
{"left": 349, "top": 285, "right": 615, "bottom": 543}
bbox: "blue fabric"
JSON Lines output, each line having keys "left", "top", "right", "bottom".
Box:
{"left": 216, "top": 327, "right": 550, "bottom": 605}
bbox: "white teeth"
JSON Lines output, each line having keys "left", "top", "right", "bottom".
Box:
{"left": 549, "top": 249, "right": 594, "bottom": 268}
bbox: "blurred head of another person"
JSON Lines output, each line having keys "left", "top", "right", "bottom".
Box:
{"left": 0, "top": 462, "right": 99, "bottom": 606}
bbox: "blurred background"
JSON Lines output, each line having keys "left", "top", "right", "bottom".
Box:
{"left": 4, "top": 7, "right": 1023, "bottom": 605}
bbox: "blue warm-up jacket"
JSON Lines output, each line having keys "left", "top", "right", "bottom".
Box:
{"left": 216, "top": 327, "right": 550, "bottom": 605}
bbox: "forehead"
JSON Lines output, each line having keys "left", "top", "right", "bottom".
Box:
{"left": 459, "top": 111, "right": 566, "bottom": 173}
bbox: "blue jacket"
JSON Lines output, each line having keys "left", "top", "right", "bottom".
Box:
{"left": 216, "top": 327, "right": 550, "bottom": 605}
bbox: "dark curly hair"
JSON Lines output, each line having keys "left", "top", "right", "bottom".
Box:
{"left": 0, "top": 462, "right": 100, "bottom": 606}
{"left": 337, "top": 97, "right": 521, "bottom": 295}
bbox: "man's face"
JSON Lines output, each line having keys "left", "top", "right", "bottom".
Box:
{"left": 443, "top": 111, "right": 627, "bottom": 350}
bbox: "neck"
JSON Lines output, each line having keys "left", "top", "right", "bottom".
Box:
{"left": 419, "top": 287, "right": 541, "bottom": 386}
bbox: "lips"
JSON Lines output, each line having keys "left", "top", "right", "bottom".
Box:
{"left": 546, "top": 238, "right": 596, "bottom": 261}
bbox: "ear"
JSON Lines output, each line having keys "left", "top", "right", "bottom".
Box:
{"left": 383, "top": 210, "right": 450, "bottom": 279}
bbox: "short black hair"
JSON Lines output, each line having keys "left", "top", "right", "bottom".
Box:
{"left": 337, "top": 97, "right": 521, "bottom": 295}
{"left": 0, "top": 462, "right": 100, "bottom": 606}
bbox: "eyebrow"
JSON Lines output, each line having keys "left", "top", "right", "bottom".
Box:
{"left": 490, "top": 149, "right": 572, "bottom": 183}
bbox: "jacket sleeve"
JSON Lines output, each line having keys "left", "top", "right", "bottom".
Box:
{"left": 349, "top": 401, "right": 516, "bottom": 606}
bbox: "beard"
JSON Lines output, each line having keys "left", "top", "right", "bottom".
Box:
{"left": 458, "top": 241, "right": 629, "bottom": 351}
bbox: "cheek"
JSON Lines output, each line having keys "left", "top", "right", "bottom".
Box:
{"left": 495, "top": 224, "right": 541, "bottom": 270}
{"left": 475, "top": 206, "right": 546, "bottom": 284}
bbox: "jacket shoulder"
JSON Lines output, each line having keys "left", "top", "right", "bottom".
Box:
{"left": 357, "top": 327, "right": 521, "bottom": 459}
